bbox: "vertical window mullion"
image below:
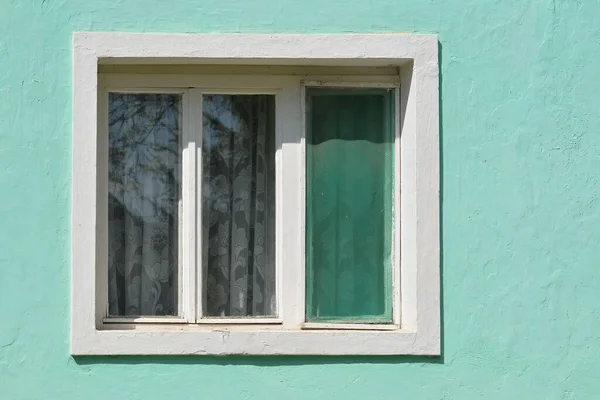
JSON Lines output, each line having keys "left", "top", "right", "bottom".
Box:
{"left": 97, "top": 77, "right": 109, "bottom": 323}
{"left": 275, "top": 90, "right": 284, "bottom": 321}
{"left": 278, "top": 83, "right": 305, "bottom": 328}
{"left": 298, "top": 83, "right": 308, "bottom": 327}
{"left": 276, "top": 88, "right": 288, "bottom": 324}
{"left": 393, "top": 84, "right": 402, "bottom": 327}
{"left": 181, "top": 89, "right": 197, "bottom": 323}
{"left": 187, "top": 89, "right": 203, "bottom": 322}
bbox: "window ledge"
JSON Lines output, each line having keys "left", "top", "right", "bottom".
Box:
{"left": 72, "top": 329, "right": 439, "bottom": 356}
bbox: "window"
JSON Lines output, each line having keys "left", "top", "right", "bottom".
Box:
{"left": 72, "top": 33, "right": 440, "bottom": 355}
{"left": 305, "top": 87, "right": 395, "bottom": 324}
{"left": 105, "top": 90, "right": 279, "bottom": 323}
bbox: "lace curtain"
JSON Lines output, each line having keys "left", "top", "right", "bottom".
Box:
{"left": 107, "top": 92, "right": 276, "bottom": 318}
{"left": 202, "top": 94, "right": 276, "bottom": 317}
{"left": 108, "top": 93, "right": 181, "bottom": 316}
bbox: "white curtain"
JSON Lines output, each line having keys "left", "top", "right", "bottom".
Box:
{"left": 202, "top": 94, "right": 276, "bottom": 317}
{"left": 106, "top": 92, "right": 276, "bottom": 318}
{"left": 108, "top": 93, "right": 181, "bottom": 316}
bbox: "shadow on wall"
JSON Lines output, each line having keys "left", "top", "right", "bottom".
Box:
{"left": 74, "top": 40, "right": 445, "bottom": 368}
{"left": 73, "top": 353, "right": 443, "bottom": 367}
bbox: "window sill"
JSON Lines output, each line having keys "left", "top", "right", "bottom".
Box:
{"left": 72, "top": 327, "right": 439, "bottom": 356}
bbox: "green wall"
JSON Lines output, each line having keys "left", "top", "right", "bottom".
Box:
{"left": 1, "top": 0, "right": 600, "bottom": 398}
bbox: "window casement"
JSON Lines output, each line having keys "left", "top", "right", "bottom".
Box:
{"left": 72, "top": 33, "right": 440, "bottom": 355}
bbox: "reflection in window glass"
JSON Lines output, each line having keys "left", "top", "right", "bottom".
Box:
{"left": 107, "top": 93, "right": 181, "bottom": 316}
{"left": 202, "top": 94, "right": 276, "bottom": 317}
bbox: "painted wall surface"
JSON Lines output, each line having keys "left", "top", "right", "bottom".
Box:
{"left": 1, "top": 0, "right": 599, "bottom": 398}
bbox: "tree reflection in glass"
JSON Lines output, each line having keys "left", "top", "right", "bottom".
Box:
{"left": 202, "top": 94, "right": 276, "bottom": 317}
{"left": 107, "top": 93, "right": 181, "bottom": 316}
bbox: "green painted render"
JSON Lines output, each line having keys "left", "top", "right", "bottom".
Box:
{"left": 1, "top": 0, "right": 599, "bottom": 398}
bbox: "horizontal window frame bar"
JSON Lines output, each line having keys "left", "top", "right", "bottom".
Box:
{"left": 195, "top": 89, "right": 280, "bottom": 95}
{"left": 103, "top": 318, "right": 283, "bottom": 325}
{"left": 100, "top": 74, "right": 400, "bottom": 90}
{"left": 99, "top": 64, "right": 401, "bottom": 76}
{"left": 306, "top": 316, "right": 394, "bottom": 323}
{"left": 302, "top": 80, "right": 400, "bottom": 89}
{"left": 106, "top": 87, "right": 187, "bottom": 94}
{"left": 197, "top": 318, "right": 282, "bottom": 324}
{"left": 302, "top": 322, "right": 400, "bottom": 331}
{"left": 100, "top": 323, "right": 288, "bottom": 331}
{"left": 103, "top": 317, "right": 188, "bottom": 324}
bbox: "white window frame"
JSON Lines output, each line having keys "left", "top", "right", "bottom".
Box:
{"left": 72, "top": 32, "right": 440, "bottom": 355}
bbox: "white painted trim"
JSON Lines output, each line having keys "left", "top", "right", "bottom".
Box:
{"left": 274, "top": 87, "right": 285, "bottom": 322}
{"left": 73, "top": 329, "right": 431, "bottom": 356}
{"left": 72, "top": 32, "right": 440, "bottom": 356}
{"left": 75, "top": 33, "right": 435, "bottom": 67}
{"left": 103, "top": 317, "right": 187, "bottom": 324}
{"left": 181, "top": 89, "right": 197, "bottom": 323}
{"left": 197, "top": 318, "right": 282, "bottom": 325}
{"left": 302, "top": 323, "right": 399, "bottom": 331}
{"left": 191, "top": 88, "right": 204, "bottom": 322}
{"left": 73, "top": 44, "right": 98, "bottom": 351}
{"left": 399, "top": 63, "right": 418, "bottom": 333}
{"left": 301, "top": 80, "right": 399, "bottom": 88}
{"left": 278, "top": 81, "right": 304, "bottom": 329}
{"left": 103, "top": 87, "right": 187, "bottom": 94}
{"left": 98, "top": 65, "right": 401, "bottom": 76}
{"left": 102, "top": 74, "right": 397, "bottom": 89}
{"left": 96, "top": 75, "right": 109, "bottom": 325}
{"left": 297, "top": 82, "right": 307, "bottom": 328}
{"left": 393, "top": 83, "right": 403, "bottom": 327}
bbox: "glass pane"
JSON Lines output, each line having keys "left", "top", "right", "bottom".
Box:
{"left": 306, "top": 88, "right": 394, "bottom": 323}
{"left": 202, "top": 94, "right": 276, "bottom": 317}
{"left": 107, "top": 93, "right": 182, "bottom": 317}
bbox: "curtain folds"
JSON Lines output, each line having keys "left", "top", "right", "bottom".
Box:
{"left": 106, "top": 92, "right": 276, "bottom": 318}
{"left": 202, "top": 94, "right": 276, "bottom": 317}
{"left": 306, "top": 89, "right": 394, "bottom": 322}
{"left": 108, "top": 93, "right": 181, "bottom": 316}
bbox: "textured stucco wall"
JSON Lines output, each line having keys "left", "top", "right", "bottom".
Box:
{"left": 1, "top": 0, "right": 600, "bottom": 398}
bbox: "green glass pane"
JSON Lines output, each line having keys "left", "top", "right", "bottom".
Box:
{"left": 306, "top": 88, "right": 394, "bottom": 323}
